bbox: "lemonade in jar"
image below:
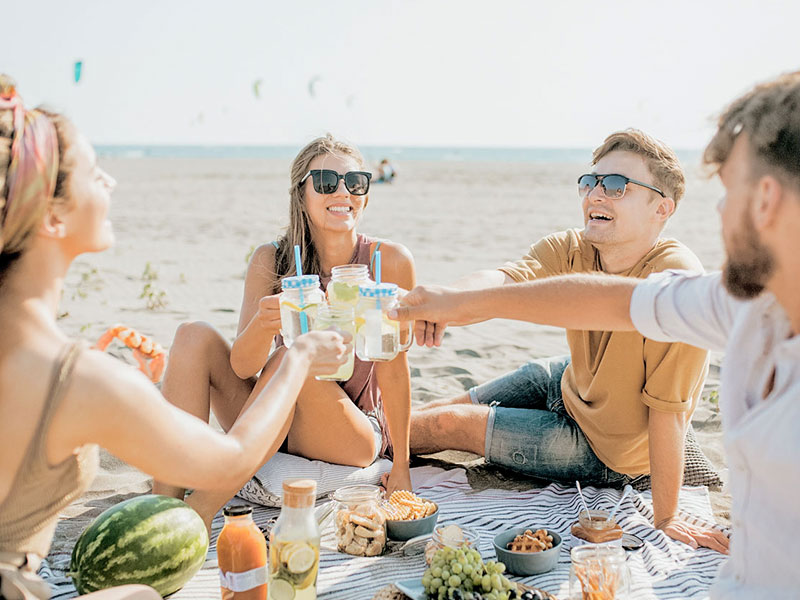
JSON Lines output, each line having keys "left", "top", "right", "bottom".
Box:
{"left": 327, "top": 264, "right": 371, "bottom": 308}
{"left": 313, "top": 304, "right": 355, "bottom": 381}
{"left": 268, "top": 479, "right": 320, "bottom": 600}
{"left": 355, "top": 283, "right": 413, "bottom": 362}
{"left": 280, "top": 275, "right": 324, "bottom": 347}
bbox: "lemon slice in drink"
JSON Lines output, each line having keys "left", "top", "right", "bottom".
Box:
{"left": 269, "top": 578, "right": 295, "bottom": 600}
{"left": 280, "top": 542, "right": 304, "bottom": 565}
{"left": 287, "top": 544, "right": 316, "bottom": 574}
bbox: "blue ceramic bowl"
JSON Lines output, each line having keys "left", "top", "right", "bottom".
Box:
{"left": 386, "top": 506, "right": 439, "bottom": 541}
{"left": 492, "top": 527, "right": 562, "bottom": 575}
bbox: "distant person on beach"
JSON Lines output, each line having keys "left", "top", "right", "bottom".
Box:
{"left": 153, "top": 135, "right": 416, "bottom": 522}
{"left": 375, "top": 158, "right": 396, "bottom": 183}
{"left": 0, "top": 77, "right": 348, "bottom": 599}
{"left": 403, "top": 128, "right": 729, "bottom": 553}
{"left": 392, "top": 72, "right": 800, "bottom": 597}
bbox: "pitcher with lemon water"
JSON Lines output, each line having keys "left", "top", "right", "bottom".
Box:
{"left": 269, "top": 479, "right": 321, "bottom": 600}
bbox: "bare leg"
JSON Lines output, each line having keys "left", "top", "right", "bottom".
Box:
{"left": 415, "top": 391, "right": 472, "bottom": 410}
{"left": 81, "top": 585, "right": 161, "bottom": 599}
{"left": 152, "top": 322, "right": 255, "bottom": 499}
{"left": 186, "top": 347, "right": 377, "bottom": 528}
{"left": 409, "top": 404, "right": 489, "bottom": 456}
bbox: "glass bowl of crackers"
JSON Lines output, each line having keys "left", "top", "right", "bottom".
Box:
{"left": 492, "top": 527, "right": 563, "bottom": 575}
{"left": 381, "top": 490, "right": 439, "bottom": 541}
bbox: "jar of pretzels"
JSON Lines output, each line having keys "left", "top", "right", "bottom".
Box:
{"left": 331, "top": 485, "right": 387, "bottom": 557}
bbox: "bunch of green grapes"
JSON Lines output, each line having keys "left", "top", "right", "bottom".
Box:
{"left": 421, "top": 546, "right": 519, "bottom": 600}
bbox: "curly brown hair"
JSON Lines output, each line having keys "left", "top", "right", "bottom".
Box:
{"left": 591, "top": 128, "right": 685, "bottom": 208}
{"left": 703, "top": 70, "right": 800, "bottom": 188}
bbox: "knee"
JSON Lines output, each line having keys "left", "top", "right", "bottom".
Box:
{"left": 172, "top": 321, "right": 227, "bottom": 357}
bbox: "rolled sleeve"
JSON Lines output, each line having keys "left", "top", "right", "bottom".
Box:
{"left": 630, "top": 270, "right": 738, "bottom": 353}
{"left": 641, "top": 338, "right": 709, "bottom": 414}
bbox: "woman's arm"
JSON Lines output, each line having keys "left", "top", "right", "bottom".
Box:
{"left": 230, "top": 243, "right": 282, "bottom": 378}
{"left": 375, "top": 241, "right": 416, "bottom": 493}
{"left": 52, "top": 331, "right": 347, "bottom": 491}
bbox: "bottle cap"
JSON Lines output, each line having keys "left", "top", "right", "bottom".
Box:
{"left": 282, "top": 478, "right": 317, "bottom": 508}
{"left": 223, "top": 504, "right": 253, "bottom": 517}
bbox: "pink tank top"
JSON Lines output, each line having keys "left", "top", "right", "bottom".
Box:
{"left": 275, "top": 234, "right": 392, "bottom": 458}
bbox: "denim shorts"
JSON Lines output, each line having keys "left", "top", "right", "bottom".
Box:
{"left": 469, "top": 355, "right": 631, "bottom": 487}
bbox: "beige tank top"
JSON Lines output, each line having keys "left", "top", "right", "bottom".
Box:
{"left": 0, "top": 342, "right": 99, "bottom": 558}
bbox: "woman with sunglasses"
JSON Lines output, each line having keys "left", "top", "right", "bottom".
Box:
{"left": 0, "top": 78, "right": 348, "bottom": 599}
{"left": 153, "top": 134, "right": 416, "bottom": 524}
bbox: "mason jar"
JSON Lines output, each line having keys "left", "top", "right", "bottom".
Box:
{"left": 354, "top": 283, "right": 413, "bottom": 362}
{"left": 331, "top": 485, "right": 387, "bottom": 557}
{"left": 569, "top": 544, "right": 630, "bottom": 600}
{"left": 424, "top": 523, "right": 480, "bottom": 565}
{"left": 280, "top": 275, "right": 324, "bottom": 348}
{"left": 313, "top": 304, "right": 355, "bottom": 381}
{"left": 327, "top": 264, "right": 371, "bottom": 308}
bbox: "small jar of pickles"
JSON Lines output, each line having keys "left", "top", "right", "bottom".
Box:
{"left": 327, "top": 265, "right": 371, "bottom": 308}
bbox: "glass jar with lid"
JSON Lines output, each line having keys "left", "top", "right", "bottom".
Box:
{"left": 331, "top": 485, "right": 387, "bottom": 557}
{"left": 268, "top": 479, "right": 321, "bottom": 600}
{"left": 354, "top": 283, "right": 413, "bottom": 362}
{"left": 280, "top": 275, "right": 324, "bottom": 347}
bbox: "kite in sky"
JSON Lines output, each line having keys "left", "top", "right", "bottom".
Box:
{"left": 74, "top": 61, "right": 83, "bottom": 83}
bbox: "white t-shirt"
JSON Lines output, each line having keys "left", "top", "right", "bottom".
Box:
{"left": 630, "top": 270, "right": 800, "bottom": 599}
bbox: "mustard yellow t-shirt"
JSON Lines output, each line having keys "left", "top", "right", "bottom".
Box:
{"left": 499, "top": 228, "right": 709, "bottom": 477}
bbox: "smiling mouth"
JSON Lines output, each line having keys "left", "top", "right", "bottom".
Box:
{"left": 327, "top": 206, "right": 352, "bottom": 214}
{"left": 589, "top": 212, "right": 614, "bottom": 222}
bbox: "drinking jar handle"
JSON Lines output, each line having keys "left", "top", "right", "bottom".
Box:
{"left": 399, "top": 320, "right": 414, "bottom": 351}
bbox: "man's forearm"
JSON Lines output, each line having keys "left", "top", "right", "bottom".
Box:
{"left": 463, "top": 274, "right": 638, "bottom": 331}
{"left": 648, "top": 410, "right": 687, "bottom": 526}
{"left": 451, "top": 269, "right": 513, "bottom": 291}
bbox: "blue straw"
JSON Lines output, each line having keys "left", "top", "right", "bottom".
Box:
{"left": 293, "top": 244, "right": 309, "bottom": 334}
{"left": 374, "top": 251, "right": 381, "bottom": 309}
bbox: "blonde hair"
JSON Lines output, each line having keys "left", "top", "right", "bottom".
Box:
{"left": 704, "top": 70, "right": 800, "bottom": 189}
{"left": 0, "top": 75, "right": 73, "bottom": 281}
{"left": 592, "top": 128, "right": 685, "bottom": 207}
{"left": 271, "top": 134, "right": 367, "bottom": 293}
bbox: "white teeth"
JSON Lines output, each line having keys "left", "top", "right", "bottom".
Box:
{"left": 328, "top": 206, "right": 352, "bottom": 213}
{"left": 590, "top": 212, "right": 612, "bottom": 220}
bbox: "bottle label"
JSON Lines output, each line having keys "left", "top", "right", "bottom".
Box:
{"left": 219, "top": 566, "right": 268, "bottom": 592}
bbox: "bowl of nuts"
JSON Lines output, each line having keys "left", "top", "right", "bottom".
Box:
{"left": 382, "top": 490, "right": 439, "bottom": 541}
{"left": 492, "top": 527, "right": 562, "bottom": 575}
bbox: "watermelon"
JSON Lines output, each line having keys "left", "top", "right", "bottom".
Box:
{"left": 68, "top": 494, "right": 209, "bottom": 597}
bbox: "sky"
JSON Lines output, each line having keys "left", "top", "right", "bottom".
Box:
{"left": 4, "top": 0, "right": 799, "bottom": 149}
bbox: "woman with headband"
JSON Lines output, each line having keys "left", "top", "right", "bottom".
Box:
{"left": 0, "top": 75, "right": 349, "bottom": 599}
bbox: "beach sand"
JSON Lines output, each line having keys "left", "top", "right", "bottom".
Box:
{"left": 52, "top": 155, "right": 730, "bottom": 553}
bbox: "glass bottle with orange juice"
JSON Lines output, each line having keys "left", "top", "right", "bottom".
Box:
{"left": 217, "top": 505, "right": 268, "bottom": 600}
{"left": 268, "top": 479, "right": 320, "bottom": 600}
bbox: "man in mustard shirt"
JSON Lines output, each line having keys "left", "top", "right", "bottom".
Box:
{"left": 409, "top": 129, "right": 728, "bottom": 552}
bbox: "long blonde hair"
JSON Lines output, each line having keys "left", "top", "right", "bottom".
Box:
{"left": 271, "top": 134, "right": 367, "bottom": 293}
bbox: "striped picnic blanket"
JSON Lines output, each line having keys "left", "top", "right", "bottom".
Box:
{"left": 41, "top": 468, "right": 727, "bottom": 599}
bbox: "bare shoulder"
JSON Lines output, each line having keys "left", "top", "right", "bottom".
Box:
{"left": 374, "top": 239, "right": 414, "bottom": 269}
{"left": 244, "top": 243, "right": 279, "bottom": 293}
{"left": 68, "top": 347, "right": 154, "bottom": 406}
{"left": 373, "top": 239, "right": 415, "bottom": 288}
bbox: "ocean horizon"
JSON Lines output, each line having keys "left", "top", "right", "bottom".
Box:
{"left": 96, "top": 144, "right": 703, "bottom": 164}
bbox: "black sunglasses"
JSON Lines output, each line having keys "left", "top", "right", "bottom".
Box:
{"left": 577, "top": 173, "right": 665, "bottom": 199}
{"left": 299, "top": 169, "right": 372, "bottom": 196}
